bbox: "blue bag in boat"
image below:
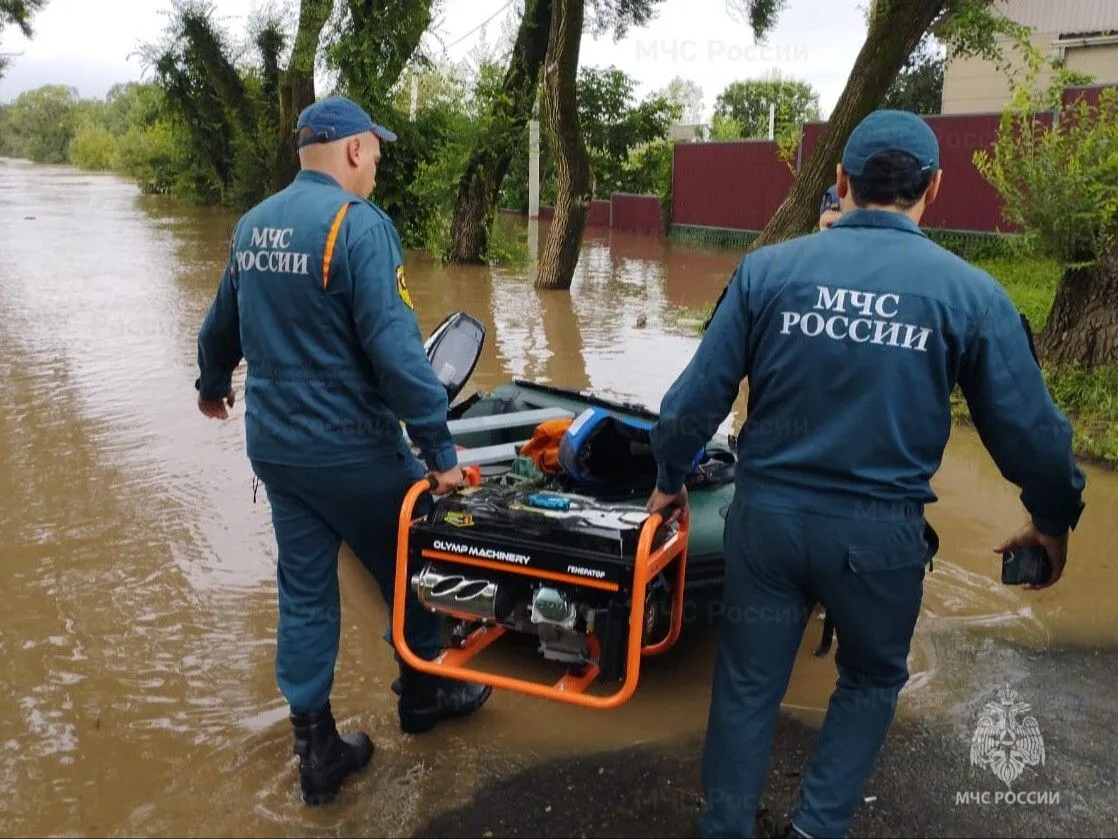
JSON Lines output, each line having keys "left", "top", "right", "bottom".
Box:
{"left": 557, "top": 406, "right": 705, "bottom": 495}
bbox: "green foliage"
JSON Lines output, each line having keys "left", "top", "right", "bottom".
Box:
{"left": 499, "top": 63, "right": 681, "bottom": 211}
{"left": 483, "top": 212, "right": 533, "bottom": 267}
{"left": 669, "top": 224, "right": 758, "bottom": 249}
{"left": 577, "top": 65, "right": 680, "bottom": 197}
{"left": 707, "top": 112, "right": 744, "bottom": 141}
{"left": 0, "top": 0, "right": 47, "bottom": 78}
{"left": 0, "top": 84, "right": 80, "bottom": 163}
{"left": 68, "top": 118, "right": 116, "bottom": 170}
{"left": 0, "top": 79, "right": 222, "bottom": 199}
{"left": 138, "top": 0, "right": 281, "bottom": 208}
{"left": 774, "top": 126, "right": 799, "bottom": 173}
{"left": 881, "top": 33, "right": 945, "bottom": 114}
{"left": 586, "top": 0, "right": 666, "bottom": 39}
{"left": 724, "top": 0, "right": 789, "bottom": 40}
{"left": 655, "top": 76, "right": 703, "bottom": 125}
{"left": 368, "top": 54, "right": 525, "bottom": 258}
{"left": 321, "top": 0, "right": 435, "bottom": 112}
{"left": 933, "top": 0, "right": 1031, "bottom": 69}
{"left": 712, "top": 73, "right": 821, "bottom": 142}
{"left": 379, "top": 98, "right": 477, "bottom": 254}
{"left": 623, "top": 137, "right": 672, "bottom": 195}
{"left": 973, "top": 49, "right": 1117, "bottom": 268}
{"left": 0, "top": 0, "right": 45, "bottom": 36}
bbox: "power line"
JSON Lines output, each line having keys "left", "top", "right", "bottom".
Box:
{"left": 444, "top": 0, "right": 514, "bottom": 50}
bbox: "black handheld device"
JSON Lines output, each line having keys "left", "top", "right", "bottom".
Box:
{"left": 1001, "top": 545, "right": 1054, "bottom": 586}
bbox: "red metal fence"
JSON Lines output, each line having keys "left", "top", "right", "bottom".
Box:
{"left": 537, "top": 199, "right": 611, "bottom": 228}
{"left": 793, "top": 112, "right": 1055, "bottom": 233}
{"left": 1063, "top": 82, "right": 1115, "bottom": 108}
{"left": 671, "top": 140, "right": 794, "bottom": 231}
{"left": 610, "top": 194, "right": 663, "bottom": 234}
{"left": 674, "top": 113, "right": 1048, "bottom": 234}
{"left": 534, "top": 82, "right": 1117, "bottom": 237}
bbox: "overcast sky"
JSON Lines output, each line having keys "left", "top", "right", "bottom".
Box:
{"left": 0, "top": 0, "right": 870, "bottom": 119}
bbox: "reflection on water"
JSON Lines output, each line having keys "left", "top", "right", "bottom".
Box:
{"left": 1, "top": 158, "right": 1114, "bottom": 836}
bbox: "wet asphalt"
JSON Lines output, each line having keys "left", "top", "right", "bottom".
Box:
{"left": 414, "top": 641, "right": 1118, "bottom": 838}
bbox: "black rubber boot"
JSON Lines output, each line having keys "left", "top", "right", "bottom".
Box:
{"left": 290, "top": 703, "right": 375, "bottom": 805}
{"left": 396, "top": 662, "right": 492, "bottom": 735}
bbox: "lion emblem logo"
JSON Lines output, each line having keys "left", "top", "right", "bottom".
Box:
{"left": 970, "top": 684, "right": 1045, "bottom": 788}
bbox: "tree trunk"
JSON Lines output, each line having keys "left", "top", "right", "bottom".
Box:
{"left": 533, "top": 0, "right": 592, "bottom": 292}
{"left": 273, "top": 0, "right": 333, "bottom": 192}
{"left": 330, "top": 0, "right": 435, "bottom": 109}
{"left": 749, "top": 0, "right": 946, "bottom": 251}
{"left": 447, "top": 0, "right": 552, "bottom": 264}
{"left": 275, "top": 73, "right": 317, "bottom": 189}
{"left": 1038, "top": 243, "right": 1118, "bottom": 369}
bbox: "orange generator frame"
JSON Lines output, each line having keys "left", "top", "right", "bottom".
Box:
{"left": 391, "top": 476, "right": 690, "bottom": 710}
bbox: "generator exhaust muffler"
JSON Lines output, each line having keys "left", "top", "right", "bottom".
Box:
{"left": 411, "top": 564, "right": 513, "bottom": 623}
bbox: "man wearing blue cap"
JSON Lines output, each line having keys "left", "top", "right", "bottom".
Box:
{"left": 647, "top": 109, "right": 1086, "bottom": 837}
{"left": 818, "top": 183, "right": 841, "bottom": 230}
{"left": 194, "top": 95, "right": 491, "bottom": 806}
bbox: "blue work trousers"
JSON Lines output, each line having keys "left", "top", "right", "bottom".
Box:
{"left": 251, "top": 451, "right": 444, "bottom": 715}
{"left": 699, "top": 498, "right": 930, "bottom": 838}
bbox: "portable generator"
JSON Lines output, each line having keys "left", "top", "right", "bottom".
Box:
{"left": 392, "top": 477, "right": 689, "bottom": 709}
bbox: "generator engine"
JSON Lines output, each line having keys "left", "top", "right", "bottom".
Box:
{"left": 407, "top": 484, "right": 675, "bottom": 681}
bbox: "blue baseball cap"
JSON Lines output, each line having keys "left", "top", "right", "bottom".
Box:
{"left": 296, "top": 96, "right": 397, "bottom": 147}
{"left": 842, "top": 109, "right": 939, "bottom": 177}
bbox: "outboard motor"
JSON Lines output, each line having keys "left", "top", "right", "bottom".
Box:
{"left": 424, "top": 312, "right": 486, "bottom": 406}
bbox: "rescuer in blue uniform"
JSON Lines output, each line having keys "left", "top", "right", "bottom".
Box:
{"left": 818, "top": 183, "right": 841, "bottom": 230}
{"left": 194, "top": 96, "right": 491, "bottom": 805}
{"left": 646, "top": 109, "right": 1086, "bottom": 838}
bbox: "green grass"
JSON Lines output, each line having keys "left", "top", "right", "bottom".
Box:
{"left": 670, "top": 253, "right": 1118, "bottom": 469}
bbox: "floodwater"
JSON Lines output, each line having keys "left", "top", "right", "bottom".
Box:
{"left": 1, "top": 159, "right": 1114, "bottom": 837}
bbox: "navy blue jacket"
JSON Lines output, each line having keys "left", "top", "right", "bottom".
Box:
{"left": 195, "top": 169, "right": 457, "bottom": 472}
{"left": 652, "top": 210, "right": 1086, "bottom": 535}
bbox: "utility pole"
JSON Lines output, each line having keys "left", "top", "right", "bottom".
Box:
{"left": 528, "top": 99, "right": 541, "bottom": 260}
{"left": 768, "top": 101, "right": 775, "bottom": 140}
{"left": 528, "top": 117, "right": 540, "bottom": 219}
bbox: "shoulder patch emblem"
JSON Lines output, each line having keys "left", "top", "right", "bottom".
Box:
{"left": 396, "top": 265, "right": 414, "bottom": 310}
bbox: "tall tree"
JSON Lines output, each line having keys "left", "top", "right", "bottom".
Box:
{"left": 533, "top": 0, "right": 591, "bottom": 291}
{"left": 745, "top": 0, "right": 1028, "bottom": 251}
{"left": 0, "top": 83, "right": 78, "bottom": 162}
{"left": 141, "top": 0, "right": 436, "bottom": 208}
{"left": 657, "top": 76, "right": 704, "bottom": 125}
{"left": 577, "top": 65, "right": 680, "bottom": 196}
{"left": 273, "top": 0, "right": 334, "bottom": 190}
{"left": 276, "top": 0, "right": 437, "bottom": 189}
{"left": 446, "top": 0, "right": 552, "bottom": 265}
{"left": 975, "top": 63, "right": 1118, "bottom": 369}
{"left": 322, "top": 0, "right": 435, "bottom": 112}
{"left": 712, "top": 72, "right": 821, "bottom": 140}
{"left": 145, "top": 0, "right": 283, "bottom": 205}
{"left": 533, "top": 0, "right": 665, "bottom": 290}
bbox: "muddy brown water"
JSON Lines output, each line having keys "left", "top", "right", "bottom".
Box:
{"left": 1, "top": 159, "right": 1114, "bottom": 837}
